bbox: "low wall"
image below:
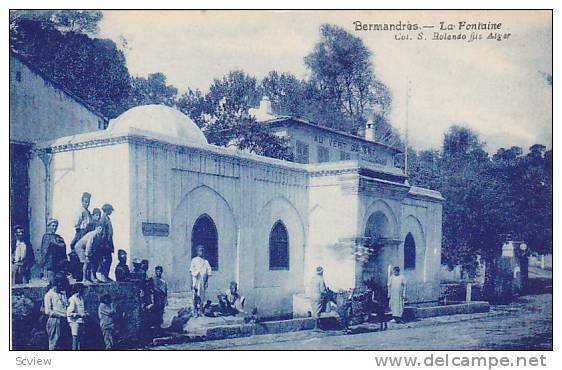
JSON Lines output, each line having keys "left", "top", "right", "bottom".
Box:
{"left": 12, "top": 282, "right": 143, "bottom": 350}
{"left": 406, "top": 281, "right": 440, "bottom": 303}
{"left": 440, "top": 283, "right": 484, "bottom": 302}
{"left": 404, "top": 301, "right": 490, "bottom": 321}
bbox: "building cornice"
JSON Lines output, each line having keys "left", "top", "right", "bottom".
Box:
{"left": 34, "top": 130, "right": 310, "bottom": 178}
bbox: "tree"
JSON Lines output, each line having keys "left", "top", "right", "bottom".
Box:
{"left": 371, "top": 113, "right": 403, "bottom": 148}
{"left": 304, "top": 24, "right": 391, "bottom": 134}
{"left": 405, "top": 123, "right": 553, "bottom": 275}
{"left": 438, "top": 126, "right": 495, "bottom": 272}
{"left": 10, "top": 15, "right": 131, "bottom": 118}
{"left": 50, "top": 10, "right": 103, "bottom": 34}
{"left": 10, "top": 10, "right": 102, "bottom": 35}
{"left": 177, "top": 71, "right": 292, "bottom": 160}
{"left": 232, "top": 121, "right": 293, "bottom": 160}
{"left": 176, "top": 88, "right": 209, "bottom": 128}
{"left": 517, "top": 145, "right": 553, "bottom": 255}
{"left": 260, "top": 71, "right": 308, "bottom": 118}
{"left": 405, "top": 148, "right": 441, "bottom": 190}
{"left": 127, "top": 73, "right": 178, "bottom": 108}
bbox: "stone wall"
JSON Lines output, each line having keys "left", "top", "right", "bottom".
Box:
{"left": 12, "top": 282, "right": 143, "bottom": 350}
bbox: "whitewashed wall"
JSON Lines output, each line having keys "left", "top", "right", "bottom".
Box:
{"left": 307, "top": 170, "right": 361, "bottom": 291}
{"left": 128, "top": 139, "right": 309, "bottom": 317}
{"left": 29, "top": 140, "right": 131, "bottom": 277}
{"left": 10, "top": 57, "right": 105, "bottom": 144}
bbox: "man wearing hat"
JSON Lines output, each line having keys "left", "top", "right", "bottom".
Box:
{"left": 129, "top": 258, "right": 146, "bottom": 281}
{"left": 41, "top": 219, "right": 68, "bottom": 285}
{"left": 97, "top": 204, "right": 115, "bottom": 282}
{"left": 309, "top": 266, "right": 329, "bottom": 329}
{"left": 70, "top": 192, "right": 93, "bottom": 251}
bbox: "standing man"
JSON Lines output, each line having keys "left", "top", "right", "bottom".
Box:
{"left": 309, "top": 266, "right": 329, "bottom": 329}
{"left": 387, "top": 266, "right": 406, "bottom": 323}
{"left": 151, "top": 266, "right": 168, "bottom": 330}
{"left": 12, "top": 225, "right": 34, "bottom": 284}
{"left": 66, "top": 283, "right": 87, "bottom": 350}
{"left": 190, "top": 245, "right": 212, "bottom": 317}
{"left": 98, "top": 204, "right": 115, "bottom": 282}
{"left": 70, "top": 192, "right": 92, "bottom": 250}
{"left": 44, "top": 273, "right": 70, "bottom": 350}
{"left": 114, "top": 250, "right": 131, "bottom": 282}
{"left": 41, "top": 219, "right": 67, "bottom": 285}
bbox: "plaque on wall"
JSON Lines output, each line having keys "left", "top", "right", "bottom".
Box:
{"left": 142, "top": 222, "right": 170, "bottom": 237}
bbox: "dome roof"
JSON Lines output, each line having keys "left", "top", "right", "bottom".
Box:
{"left": 107, "top": 105, "right": 208, "bottom": 145}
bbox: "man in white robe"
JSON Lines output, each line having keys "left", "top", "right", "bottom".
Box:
{"left": 190, "top": 245, "right": 212, "bottom": 317}
{"left": 387, "top": 266, "right": 406, "bottom": 323}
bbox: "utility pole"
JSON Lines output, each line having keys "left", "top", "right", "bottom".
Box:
{"left": 405, "top": 78, "right": 411, "bottom": 176}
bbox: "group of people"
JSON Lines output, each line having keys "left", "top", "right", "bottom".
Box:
{"left": 11, "top": 192, "right": 116, "bottom": 285}
{"left": 64, "top": 191, "right": 115, "bottom": 283}
{"left": 189, "top": 244, "right": 252, "bottom": 320}
{"left": 43, "top": 273, "right": 119, "bottom": 350}
{"left": 41, "top": 254, "right": 169, "bottom": 351}
{"left": 12, "top": 192, "right": 141, "bottom": 350}
{"left": 13, "top": 195, "right": 410, "bottom": 346}
{"left": 309, "top": 265, "right": 407, "bottom": 331}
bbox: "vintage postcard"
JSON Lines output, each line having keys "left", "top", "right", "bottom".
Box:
{"left": 8, "top": 9, "right": 552, "bottom": 357}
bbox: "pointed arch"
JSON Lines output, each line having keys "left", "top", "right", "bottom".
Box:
{"left": 191, "top": 213, "right": 219, "bottom": 270}
{"left": 269, "top": 220, "right": 289, "bottom": 270}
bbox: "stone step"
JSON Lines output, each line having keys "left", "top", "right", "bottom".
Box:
{"left": 149, "top": 317, "right": 317, "bottom": 347}
{"left": 163, "top": 293, "right": 193, "bottom": 328}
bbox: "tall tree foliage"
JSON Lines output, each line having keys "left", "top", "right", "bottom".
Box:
{"left": 10, "top": 15, "right": 131, "bottom": 118}
{"left": 177, "top": 71, "right": 292, "bottom": 160}
{"left": 304, "top": 24, "right": 392, "bottom": 135}
{"left": 406, "top": 126, "right": 552, "bottom": 275}
{"left": 260, "top": 71, "right": 308, "bottom": 118}
{"left": 127, "top": 73, "right": 178, "bottom": 108}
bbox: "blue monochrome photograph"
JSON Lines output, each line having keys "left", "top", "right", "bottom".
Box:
{"left": 8, "top": 10, "right": 553, "bottom": 351}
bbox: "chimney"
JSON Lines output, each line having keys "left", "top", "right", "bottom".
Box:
{"left": 259, "top": 96, "right": 272, "bottom": 115}
{"left": 365, "top": 118, "right": 376, "bottom": 141}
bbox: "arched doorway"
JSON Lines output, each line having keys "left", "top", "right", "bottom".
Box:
{"left": 365, "top": 212, "right": 391, "bottom": 242}
{"left": 363, "top": 211, "right": 392, "bottom": 289}
{"left": 191, "top": 214, "right": 218, "bottom": 270}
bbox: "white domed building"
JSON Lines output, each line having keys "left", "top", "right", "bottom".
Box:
{"left": 27, "top": 104, "right": 444, "bottom": 317}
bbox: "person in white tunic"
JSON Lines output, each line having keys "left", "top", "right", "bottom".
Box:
{"left": 190, "top": 245, "right": 212, "bottom": 317}
{"left": 67, "top": 283, "right": 87, "bottom": 350}
{"left": 387, "top": 266, "right": 406, "bottom": 323}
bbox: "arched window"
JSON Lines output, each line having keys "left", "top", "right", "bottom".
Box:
{"left": 269, "top": 221, "right": 289, "bottom": 270}
{"left": 404, "top": 232, "right": 416, "bottom": 270}
{"left": 191, "top": 214, "right": 218, "bottom": 270}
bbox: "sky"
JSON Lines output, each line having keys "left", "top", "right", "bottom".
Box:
{"left": 98, "top": 10, "right": 552, "bottom": 152}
